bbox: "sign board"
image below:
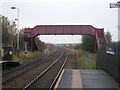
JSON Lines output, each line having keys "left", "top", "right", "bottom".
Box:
{"left": 106, "top": 46, "right": 115, "bottom": 55}
{"left": 74, "top": 50, "right": 77, "bottom": 54}
{"left": 110, "top": 3, "right": 120, "bottom": 8}
{"left": 24, "top": 35, "right": 28, "bottom": 42}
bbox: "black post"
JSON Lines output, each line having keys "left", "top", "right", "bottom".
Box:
{"left": 24, "top": 35, "right": 28, "bottom": 54}
{"left": 75, "top": 53, "right": 76, "bottom": 69}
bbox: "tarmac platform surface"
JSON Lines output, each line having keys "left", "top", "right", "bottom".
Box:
{"left": 55, "top": 69, "right": 119, "bottom": 89}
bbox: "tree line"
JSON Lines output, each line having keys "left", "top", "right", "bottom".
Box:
{"left": 0, "top": 15, "right": 46, "bottom": 53}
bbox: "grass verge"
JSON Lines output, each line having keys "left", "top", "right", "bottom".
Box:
{"left": 12, "top": 51, "right": 45, "bottom": 64}
{"left": 77, "top": 50, "right": 96, "bottom": 69}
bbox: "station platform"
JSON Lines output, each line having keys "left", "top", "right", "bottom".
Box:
{"left": 0, "top": 61, "right": 20, "bottom": 70}
{"left": 55, "top": 69, "right": 119, "bottom": 89}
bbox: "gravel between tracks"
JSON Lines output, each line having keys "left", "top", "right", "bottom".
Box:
{"left": 2, "top": 50, "right": 63, "bottom": 88}
{"left": 64, "top": 49, "right": 75, "bottom": 69}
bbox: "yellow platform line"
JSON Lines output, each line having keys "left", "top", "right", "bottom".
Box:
{"left": 54, "top": 69, "right": 64, "bottom": 89}
{"left": 72, "top": 70, "right": 83, "bottom": 88}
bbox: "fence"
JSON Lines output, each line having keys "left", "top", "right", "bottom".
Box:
{"left": 97, "top": 42, "right": 120, "bottom": 82}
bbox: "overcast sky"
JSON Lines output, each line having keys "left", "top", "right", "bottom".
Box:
{"left": 0, "top": 0, "right": 118, "bottom": 44}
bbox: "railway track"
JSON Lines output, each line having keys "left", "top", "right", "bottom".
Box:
{"left": 22, "top": 50, "right": 68, "bottom": 89}
{"left": 2, "top": 48, "right": 62, "bottom": 85}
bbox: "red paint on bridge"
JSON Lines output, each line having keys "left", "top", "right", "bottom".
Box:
{"left": 25, "top": 25, "right": 96, "bottom": 37}
{"left": 24, "top": 25, "right": 108, "bottom": 51}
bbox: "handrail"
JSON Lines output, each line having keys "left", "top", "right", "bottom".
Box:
{"left": 95, "top": 31, "right": 100, "bottom": 48}
{"left": 103, "top": 32, "right": 108, "bottom": 44}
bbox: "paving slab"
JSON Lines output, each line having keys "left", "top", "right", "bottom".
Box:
{"left": 55, "top": 69, "right": 83, "bottom": 89}
{"left": 56, "top": 69, "right": 72, "bottom": 88}
{"left": 54, "top": 69, "right": 119, "bottom": 89}
{"left": 80, "top": 70, "right": 119, "bottom": 89}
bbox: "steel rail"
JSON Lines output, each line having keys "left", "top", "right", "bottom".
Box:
{"left": 22, "top": 52, "right": 65, "bottom": 90}
{"left": 49, "top": 53, "right": 68, "bottom": 90}
{"left": 2, "top": 49, "right": 60, "bottom": 76}
{"left": 2, "top": 49, "right": 62, "bottom": 84}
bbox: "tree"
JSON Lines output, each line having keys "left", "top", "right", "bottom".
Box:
{"left": 1, "top": 16, "right": 12, "bottom": 45}
{"left": 81, "top": 35, "right": 95, "bottom": 52}
{"left": 105, "top": 31, "right": 112, "bottom": 43}
{"left": 74, "top": 44, "right": 82, "bottom": 50}
{"left": 0, "top": 15, "right": 17, "bottom": 47}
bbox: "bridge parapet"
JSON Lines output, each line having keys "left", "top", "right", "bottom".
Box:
{"left": 25, "top": 25, "right": 98, "bottom": 37}
{"left": 24, "top": 28, "right": 34, "bottom": 37}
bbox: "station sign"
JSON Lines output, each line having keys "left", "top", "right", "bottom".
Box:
{"left": 106, "top": 46, "right": 115, "bottom": 55}
{"left": 110, "top": 3, "right": 120, "bottom": 8}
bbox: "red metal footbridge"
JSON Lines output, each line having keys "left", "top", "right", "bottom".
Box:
{"left": 24, "top": 25, "right": 108, "bottom": 51}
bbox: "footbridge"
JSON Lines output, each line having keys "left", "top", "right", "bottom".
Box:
{"left": 24, "top": 25, "right": 108, "bottom": 51}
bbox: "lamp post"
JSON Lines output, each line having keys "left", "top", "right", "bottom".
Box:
{"left": 110, "top": 1, "right": 120, "bottom": 41}
{"left": 11, "top": 7, "right": 19, "bottom": 51}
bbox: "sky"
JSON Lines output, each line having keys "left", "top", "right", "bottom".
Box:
{"left": 0, "top": 0, "right": 119, "bottom": 44}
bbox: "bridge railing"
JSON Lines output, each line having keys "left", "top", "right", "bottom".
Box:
{"left": 97, "top": 42, "right": 120, "bottom": 82}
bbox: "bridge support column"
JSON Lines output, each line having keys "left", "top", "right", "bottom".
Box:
{"left": 29, "top": 37, "right": 38, "bottom": 51}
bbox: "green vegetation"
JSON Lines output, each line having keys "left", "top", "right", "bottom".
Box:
{"left": 73, "top": 31, "right": 112, "bottom": 53}
{"left": 12, "top": 43, "right": 54, "bottom": 64}
{"left": 81, "top": 35, "right": 95, "bottom": 52}
{"left": 12, "top": 51, "right": 45, "bottom": 64}
{"left": 105, "top": 31, "right": 112, "bottom": 43}
{"left": 1, "top": 15, "right": 17, "bottom": 46}
{"left": 1, "top": 15, "right": 47, "bottom": 61}
{"left": 77, "top": 50, "right": 96, "bottom": 69}
{"left": 19, "top": 29, "right": 25, "bottom": 51}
